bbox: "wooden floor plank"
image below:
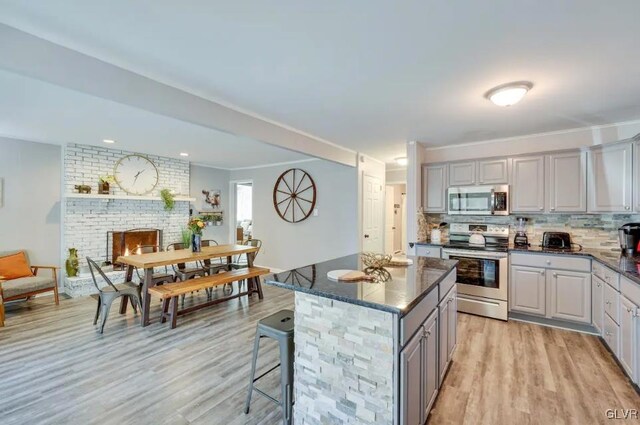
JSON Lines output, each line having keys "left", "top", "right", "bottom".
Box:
{"left": 1, "top": 291, "right": 638, "bottom": 424}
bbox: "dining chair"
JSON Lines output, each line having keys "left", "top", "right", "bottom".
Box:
{"left": 134, "top": 245, "right": 175, "bottom": 286}
{"left": 230, "top": 239, "right": 262, "bottom": 269}
{"left": 201, "top": 239, "right": 233, "bottom": 295}
{"left": 166, "top": 242, "right": 207, "bottom": 305}
{"left": 87, "top": 257, "right": 141, "bottom": 334}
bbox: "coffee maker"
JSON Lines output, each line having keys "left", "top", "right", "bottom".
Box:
{"left": 618, "top": 223, "right": 640, "bottom": 255}
{"left": 514, "top": 217, "right": 530, "bottom": 247}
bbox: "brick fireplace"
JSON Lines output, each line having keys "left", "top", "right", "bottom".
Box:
{"left": 108, "top": 228, "right": 162, "bottom": 270}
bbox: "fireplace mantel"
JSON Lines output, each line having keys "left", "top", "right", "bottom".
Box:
{"left": 65, "top": 193, "right": 196, "bottom": 202}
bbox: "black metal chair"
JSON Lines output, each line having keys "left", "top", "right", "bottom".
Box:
{"left": 87, "top": 257, "right": 141, "bottom": 334}
{"left": 230, "top": 239, "right": 262, "bottom": 269}
{"left": 201, "top": 239, "right": 229, "bottom": 275}
{"left": 167, "top": 242, "right": 207, "bottom": 305}
{"left": 134, "top": 245, "right": 175, "bottom": 286}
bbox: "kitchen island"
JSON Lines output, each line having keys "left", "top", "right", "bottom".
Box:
{"left": 266, "top": 254, "right": 457, "bottom": 425}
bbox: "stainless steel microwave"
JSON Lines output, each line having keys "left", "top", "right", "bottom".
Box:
{"left": 447, "top": 185, "right": 509, "bottom": 216}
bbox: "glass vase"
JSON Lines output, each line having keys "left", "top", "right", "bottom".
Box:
{"left": 191, "top": 234, "right": 202, "bottom": 252}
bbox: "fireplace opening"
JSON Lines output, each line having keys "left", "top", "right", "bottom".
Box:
{"left": 106, "top": 228, "right": 163, "bottom": 270}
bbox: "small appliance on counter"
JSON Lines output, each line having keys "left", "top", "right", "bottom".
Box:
{"left": 513, "top": 217, "right": 529, "bottom": 247}
{"left": 618, "top": 223, "right": 640, "bottom": 255}
{"left": 430, "top": 222, "right": 447, "bottom": 244}
{"left": 541, "top": 232, "right": 572, "bottom": 250}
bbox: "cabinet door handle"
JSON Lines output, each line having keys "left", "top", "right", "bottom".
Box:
{"left": 425, "top": 250, "right": 430, "bottom": 254}
{"left": 625, "top": 206, "right": 630, "bottom": 210}
{"left": 550, "top": 207, "right": 555, "bottom": 211}
{"left": 596, "top": 283, "right": 601, "bottom": 287}
{"left": 426, "top": 330, "right": 431, "bottom": 336}
{"left": 540, "top": 270, "right": 545, "bottom": 275}
{"left": 552, "top": 272, "right": 558, "bottom": 277}
{"left": 546, "top": 260, "right": 551, "bottom": 265}
{"left": 539, "top": 207, "right": 543, "bottom": 211}
{"left": 605, "top": 331, "right": 612, "bottom": 336}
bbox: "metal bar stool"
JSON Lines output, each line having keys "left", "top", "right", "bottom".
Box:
{"left": 244, "top": 309, "right": 294, "bottom": 425}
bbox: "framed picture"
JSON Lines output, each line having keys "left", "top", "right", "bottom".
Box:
{"left": 201, "top": 189, "right": 221, "bottom": 210}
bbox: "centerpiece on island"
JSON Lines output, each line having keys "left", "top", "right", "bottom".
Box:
{"left": 187, "top": 217, "right": 206, "bottom": 252}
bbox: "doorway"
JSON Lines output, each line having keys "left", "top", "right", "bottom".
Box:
{"left": 362, "top": 174, "right": 383, "bottom": 252}
{"left": 384, "top": 183, "right": 406, "bottom": 254}
{"left": 232, "top": 181, "right": 253, "bottom": 242}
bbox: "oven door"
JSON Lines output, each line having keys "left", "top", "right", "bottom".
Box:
{"left": 442, "top": 249, "right": 508, "bottom": 301}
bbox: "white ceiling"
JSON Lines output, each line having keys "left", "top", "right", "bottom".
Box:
{"left": 0, "top": 69, "right": 309, "bottom": 169}
{"left": 1, "top": 1, "right": 640, "bottom": 164}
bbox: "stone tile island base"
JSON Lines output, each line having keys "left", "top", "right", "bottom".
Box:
{"left": 294, "top": 291, "right": 395, "bottom": 424}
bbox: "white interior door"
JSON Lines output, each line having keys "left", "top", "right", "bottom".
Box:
{"left": 385, "top": 185, "right": 395, "bottom": 254}
{"left": 363, "top": 174, "right": 383, "bottom": 252}
{"left": 401, "top": 192, "right": 407, "bottom": 253}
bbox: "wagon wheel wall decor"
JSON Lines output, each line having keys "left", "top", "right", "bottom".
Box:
{"left": 273, "top": 168, "right": 317, "bottom": 223}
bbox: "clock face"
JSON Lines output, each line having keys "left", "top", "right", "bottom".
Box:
{"left": 114, "top": 155, "right": 159, "bottom": 195}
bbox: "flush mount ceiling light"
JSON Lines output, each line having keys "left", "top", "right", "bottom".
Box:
{"left": 103, "top": 139, "right": 116, "bottom": 144}
{"left": 395, "top": 157, "right": 408, "bottom": 166}
{"left": 179, "top": 152, "right": 189, "bottom": 157}
{"left": 485, "top": 81, "right": 533, "bottom": 107}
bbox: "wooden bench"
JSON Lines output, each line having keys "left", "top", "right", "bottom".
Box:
{"left": 148, "top": 267, "right": 270, "bottom": 328}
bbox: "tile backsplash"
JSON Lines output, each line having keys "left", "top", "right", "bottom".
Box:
{"left": 421, "top": 212, "right": 640, "bottom": 252}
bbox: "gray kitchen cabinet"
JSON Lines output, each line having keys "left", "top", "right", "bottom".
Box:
{"left": 401, "top": 309, "right": 439, "bottom": 425}
{"left": 592, "top": 275, "right": 604, "bottom": 335}
{"left": 511, "top": 155, "right": 545, "bottom": 212}
{"left": 422, "top": 164, "right": 447, "bottom": 213}
{"left": 587, "top": 142, "right": 633, "bottom": 212}
{"left": 448, "top": 161, "right": 476, "bottom": 186}
{"left": 547, "top": 151, "right": 587, "bottom": 213}
{"left": 438, "top": 286, "right": 458, "bottom": 383}
{"left": 422, "top": 312, "right": 439, "bottom": 419}
{"left": 477, "top": 158, "right": 509, "bottom": 184}
{"left": 619, "top": 295, "right": 638, "bottom": 380}
{"left": 604, "top": 312, "right": 620, "bottom": 358}
{"left": 510, "top": 265, "right": 546, "bottom": 316}
{"left": 548, "top": 270, "right": 591, "bottom": 324}
{"left": 401, "top": 328, "right": 423, "bottom": 425}
{"left": 635, "top": 139, "right": 640, "bottom": 212}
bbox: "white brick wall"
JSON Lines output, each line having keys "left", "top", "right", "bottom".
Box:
{"left": 63, "top": 143, "right": 190, "bottom": 273}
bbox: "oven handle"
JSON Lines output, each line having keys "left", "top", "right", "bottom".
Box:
{"left": 443, "top": 249, "right": 508, "bottom": 260}
{"left": 490, "top": 188, "right": 495, "bottom": 215}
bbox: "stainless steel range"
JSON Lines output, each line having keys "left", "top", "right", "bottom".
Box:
{"left": 441, "top": 223, "right": 509, "bottom": 321}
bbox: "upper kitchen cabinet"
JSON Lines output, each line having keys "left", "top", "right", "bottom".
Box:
{"left": 448, "top": 161, "right": 476, "bottom": 186}
{"left": 588, "top": 142, "right": 633, "bottom": 212}
{"left": 511, "top": 155, "right": 545, "bottom": 212}
{"left": 547, "top": 151, "right": 587, "bottom": 213}
{"left": 635, "top": 138, "right": 640, "bottom": 212}
{"left": 477, "top": 158, "right": 509, "bottom": 184}
{"left": 422, "top": 164, "right": 448, "bottom": 213}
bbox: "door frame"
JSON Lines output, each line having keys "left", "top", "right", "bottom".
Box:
{"left": 228, "top": 179, "right": 253, "bottom": 243}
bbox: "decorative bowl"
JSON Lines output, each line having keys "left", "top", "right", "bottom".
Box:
{"left": 361, "top": 252, "right": 392, "bottom": 268}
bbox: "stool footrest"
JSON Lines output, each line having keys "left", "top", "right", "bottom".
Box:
{"left": 253, "top": 363, "right": 280, "bottom": 383}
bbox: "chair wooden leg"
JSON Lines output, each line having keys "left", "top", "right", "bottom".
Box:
{"left": 0, "top": 300, "right": 5, "bottom": 327}
{"left": 53, "top": 269, "right": 59, "bottom": 305}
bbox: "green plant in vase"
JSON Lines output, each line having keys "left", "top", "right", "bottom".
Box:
{"left": 181, "top": 227, "right": 192, "bottom": 247}
{"left": 98, "top": 175, "right": 115, "bottom": 195}
{"left": 188, "top": 217, "right": 206, "bottom": 252}
{"left": 160, "top": 189, "right": 175, "bottom": 211}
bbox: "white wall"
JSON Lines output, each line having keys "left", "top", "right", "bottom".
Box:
{"left": 0, "top": 137, "right": 61, "bottom": 274}
{"left": 422, "top": 119, "right": 640, "bottom": 163}
{"left": 386, "top": 167, "right": 406, "bottom": 184}
{"left": 190, "top": 164, "right": 231, "bottom": 244}
{"left": 230, "top": 160, "right": 358, "bottom": 271}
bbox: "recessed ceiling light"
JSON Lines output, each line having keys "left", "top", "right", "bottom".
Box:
{"left": 395, "top": 157, "right": 408, "bottom": 166}
{"left": 180, "top": 152, "right": 189, "bottom": 157}
{"left": 103, "top": 139, "right": 116, "bottom": 144}
{"left": 485, "top": 81, "right": 533, "bottom": 107}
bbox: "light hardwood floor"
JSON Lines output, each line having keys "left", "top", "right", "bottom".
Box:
{"left": 1, "top": 287, "right": 638, "bottom": 425}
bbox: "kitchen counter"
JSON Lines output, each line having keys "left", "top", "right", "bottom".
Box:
{"left": 415, "top": 239, "right": 445, "bottom": 246}
{"left": 265, "top": 253, "right": 458, "bottom": 316}
{"left": 510, "top": 245, "right": 640, "bottom": 285}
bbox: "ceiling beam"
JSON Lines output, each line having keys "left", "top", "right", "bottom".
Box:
{"left": 0, "top": 24, "right": 356, "bottom": 167}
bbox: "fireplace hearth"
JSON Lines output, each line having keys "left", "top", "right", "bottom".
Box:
{"left": 107, "top": 228, "right": 163, "bottom": 270}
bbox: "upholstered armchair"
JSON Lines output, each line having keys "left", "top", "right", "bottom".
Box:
{"left": 0, "top": 250, "right": 59, "bottom": 327}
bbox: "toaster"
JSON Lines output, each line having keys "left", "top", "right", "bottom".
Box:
{"left": 542, "top": 232, "right": 572, "bottom": 249}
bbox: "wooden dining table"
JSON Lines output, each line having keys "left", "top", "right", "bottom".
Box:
{"left": 117, "top": 244, "right": 260, "bottom": 327}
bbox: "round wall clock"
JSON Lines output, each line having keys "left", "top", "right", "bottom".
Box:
{"left": 273, "top": 168, "right": 317, "bottom": 223}
{"left": 113, "top": 154, "right": 159, "bottom": 195}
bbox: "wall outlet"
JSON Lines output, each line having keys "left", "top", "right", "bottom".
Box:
{"left": 313, "top": 208, "right": 319, "bottom": 217}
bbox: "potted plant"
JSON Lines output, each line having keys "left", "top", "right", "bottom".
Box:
{"left": 98, "top": 175, "right": 115, "bottom": 194}
{"left": 202, "top": 214, "right": 214, "bottom": 226}
{"left": 214, "top": 214, "right": 224, "bottom": 226}
{"left": 187, "top": 217, "right": 206, "bottom": 252}
{"left": 160, "top": 188, "right": 175, "bottom": 211}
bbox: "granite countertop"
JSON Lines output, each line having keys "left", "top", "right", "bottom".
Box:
{"left": 415, "top": 239, "right": 445, "bottom": 246}
{"left": 265, "top": 253, "right": 458, "bottom": 316}
{"left": 510, "top": 245, "right": 640, "bottom": 285}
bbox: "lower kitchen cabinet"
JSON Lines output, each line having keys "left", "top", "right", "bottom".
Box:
{"left": 604, "top": 312, "right": 620, "bottom": 357}
{"left": 592, "top": 275, "right": 605, "bottom": 334}
{"left": 548, "top": 270, "right": 591, "bottom": 324}
{"left": 438, "top": 287, "right": 457, "bottom": 383}
{"left": 619, "top": 295, "right": 638, "bottom": 380}
{"left": 400, "top": 310, "right": 439, "bottom": 425}
{"left": 510, "top": 265, "right": 546, "bottom": 316}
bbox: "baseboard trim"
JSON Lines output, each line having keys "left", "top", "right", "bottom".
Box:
{"left": 508, "top": 312, "right": 598, "bottom": 335}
